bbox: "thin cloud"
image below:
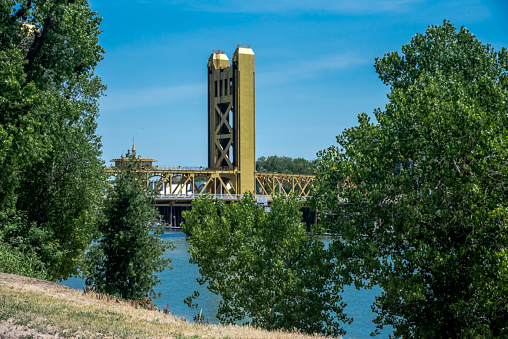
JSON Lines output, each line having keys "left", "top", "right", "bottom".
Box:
{"left": 100, "top": 83, "right": 206, "bottom": 112}
{"left": 100, "top": 53, "right": 366, "bottom": 112}
{"left": 258, "top": 52, "right": 369, "bottom": 86}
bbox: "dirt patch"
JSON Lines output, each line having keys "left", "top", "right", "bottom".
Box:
{"left": 0, "top": 318, "right": 58, "bottom": 338}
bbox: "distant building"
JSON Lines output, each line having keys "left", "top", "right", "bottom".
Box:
{"left": 109, "top": 142, "right": 158, "bottom": 168}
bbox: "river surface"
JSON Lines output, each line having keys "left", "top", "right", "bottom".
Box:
{"left": 62, "top": 231, "right": 393, "bottom": 338}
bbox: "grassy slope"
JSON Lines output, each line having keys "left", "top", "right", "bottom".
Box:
{"left": 0, "top": 273, "right": 332, "bottom": 339}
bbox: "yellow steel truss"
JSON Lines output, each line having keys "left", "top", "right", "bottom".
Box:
{"left": 255, "top": 173, "right": 314, "bottom": 197}
{"left": 106, "top": 167, "right": 314, "bottom": 200}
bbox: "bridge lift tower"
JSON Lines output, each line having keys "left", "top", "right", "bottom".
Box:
{"left": 207, "top": 45, "right": 256, "bottom": 194}
{"left": 109, "top": 45, "right": 314, "bottom": 205}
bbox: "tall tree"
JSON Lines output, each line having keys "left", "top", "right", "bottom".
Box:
{"left": 256, "top": 155, "right": 318, "bottom": 175}
{"left": 85, "top": 154, "right": 172, "bottom": 300}
{"left": 0, "top": 0, "right": 106, "bottom": 280}
{"left": 256, "top": 155, "right": 318, "bottom": 195}
{"left": 181, "top": 193, "right": 348, "bottom": 337}
{"left": 313, "top": 21, "right": 508, "bottom": 337}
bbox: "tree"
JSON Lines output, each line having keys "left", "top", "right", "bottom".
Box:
{"left": 313, "top": 21, "right": 508, "bottom": 337}
{"left": 256, "top": 155, "right": 318, "bottom": 175}
{"left": 85, "top": 154, "right": 172, "bottom": 300}
{"left": 181, "top": 193, "right": 349, "bottom": 336}
{"left": 256, "top": 155, "right": 318, "bottom": 196}
{"left": 0, "top": 0, "right": 106, "bottom": 280}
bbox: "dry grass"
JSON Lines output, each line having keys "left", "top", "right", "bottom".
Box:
{"left": 0, "top": 272, "right": 336, "bottom": 339}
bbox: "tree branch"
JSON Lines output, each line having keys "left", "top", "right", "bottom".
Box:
{"left": 0, "top": 0, "right": 33, "bottom": 42}
{"left": 13, "top": 0, "right": 33, "bottom": 19}
{"left": 24, "top": 8, "right": 55, "bottom": 82}
{"left": 452, "top": 159, "right": 462, "bottom": 175}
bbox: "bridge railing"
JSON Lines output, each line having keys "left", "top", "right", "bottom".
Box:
{"left": 156, "top": 193, "right": 274, "bottom": 201}
{"left": 153, "top": 166, "right": 209, "bottom": 171}
{"left": 155, "top": 193, "right": 312, "bottom": 202}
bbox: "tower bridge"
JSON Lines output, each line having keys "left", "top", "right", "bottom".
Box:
{"left": 107, "top": 45, "right": 316, "bottom": 226}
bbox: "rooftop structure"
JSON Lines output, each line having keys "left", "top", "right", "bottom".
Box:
{"left": 110, "top": 142, "right": 158, "bottom": 168}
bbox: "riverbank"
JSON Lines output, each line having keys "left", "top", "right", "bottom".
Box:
{"left": 0, "top": 272, "right": 334, "bottom": 338}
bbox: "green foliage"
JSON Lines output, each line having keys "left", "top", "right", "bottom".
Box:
{"left": 84, "top": 154, "right": 173, "bottom": 301}
{"left": 256, "top": 155, "right": 318, "bottom": 175}
{"left": 0, "top": 240, "right": 49, "bottom": 281}
{"left": 181, "top": 193, "right": 349, "bottom": 336}
{"left": 0, "top": 0, "right": 106, "bottom": 280}
{"left": 0, "top": 213, "right": 59, "bottom": 278}
{"left": 313, "top": 21, "right": 508, "bottom": 337}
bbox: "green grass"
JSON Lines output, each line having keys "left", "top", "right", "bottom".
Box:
{"left": 0, "top": 288, "right": 148, "bottom": 338}
{"left": 172, "top": 334, "right": 201, "bottom": 339}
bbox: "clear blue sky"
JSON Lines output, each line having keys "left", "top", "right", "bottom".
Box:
{"left": 89, "top": 0, "right": 507, "bottom": 167}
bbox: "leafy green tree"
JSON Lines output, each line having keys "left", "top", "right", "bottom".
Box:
{"left": 0, "top": 0, "right": 106, "bottom": 280}
{"left": 0, "top": 217, "right": 50, "bottom": 280}
{"left": 0, "top": 213, "right": 56, "bottom": 280}
{"left": 256, "top": 155, "right": 318, "bottom": 175}
{"left": 181, "top": 193, "right": 349, "bottom": 336}
{"left": 313, "top": 21, "right": 508, "bottom": 337}
{"left": 85, "top": 154, "right": 172, "bottom": 300}
{"left": 0, "top": 3, "right": 39, "bottom": 217}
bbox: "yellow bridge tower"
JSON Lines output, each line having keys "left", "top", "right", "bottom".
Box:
{"left": 207, "top": 45, "right": 256, "bottom": 194}
{"left": 108, "top": 45, "right": 314, "bottom": 209}
{"left": 107, "top": 45, "right": 316, "bottom": 225}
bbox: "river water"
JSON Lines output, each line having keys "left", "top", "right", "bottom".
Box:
{"left": 62, "top": 231, "right": 393, "bottom": 338}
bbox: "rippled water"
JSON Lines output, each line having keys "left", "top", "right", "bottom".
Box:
{"left": 62, "top": 231, "right": 393, "bottom": 338}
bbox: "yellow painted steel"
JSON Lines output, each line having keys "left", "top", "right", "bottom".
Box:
{"left": 207, "top": 45, "right": 256, "bottom": 194}
{"left": 106, "top": 168, "right": 314, "bottom": 202}
{"left": 107, "top": 45, "right": 315, "bottom": 203}
{"left": 255, "top": 173, "right": 314, "bottom": 197}
{"left": 233, "top": 46, "right": 256, "bottom": 194}
{"left": 208, "top": 51, "right": 233, "bottom": 171}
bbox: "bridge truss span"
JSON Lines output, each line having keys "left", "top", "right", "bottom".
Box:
{"left": 255, "top": 173, "right": 314, "bottom": 197}
{"left": 107, "top": 167, "right": 314, "bottom": 201}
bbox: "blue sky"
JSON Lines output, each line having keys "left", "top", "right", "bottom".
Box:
{"left": 89, "top": 0, "right": 507, "bottom": 167}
